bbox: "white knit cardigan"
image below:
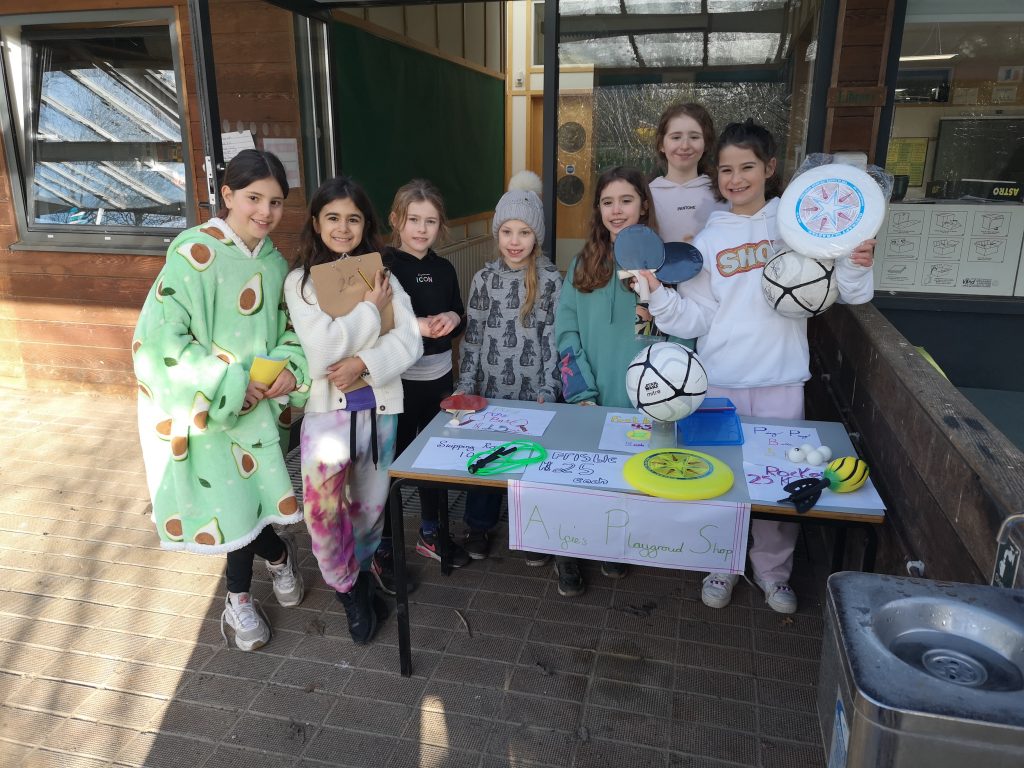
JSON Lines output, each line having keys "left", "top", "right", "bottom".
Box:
{"left": 284, "top": 268, "right": 423, "bottom": 415}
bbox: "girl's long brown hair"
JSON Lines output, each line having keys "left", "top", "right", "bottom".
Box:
{"left": 572, "top": 167, "right": 656, "bottom": 293}
{"left": 295, "top": 176, "right": 384, "bottom": 297}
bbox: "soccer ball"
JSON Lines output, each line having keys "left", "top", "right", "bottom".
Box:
{"left": 761, "top": 250, "right": 839, "bottom": 319}
{"left": 625, "top": 342, "right": 708, "bottom": 422}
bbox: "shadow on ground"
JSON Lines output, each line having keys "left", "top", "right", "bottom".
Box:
{"left": 1, "top": 389, "right": 828, "bottom": 767}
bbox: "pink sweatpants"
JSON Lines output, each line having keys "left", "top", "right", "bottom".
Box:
{"left": 709, "top": 383, "right": 803, "bottom": 583}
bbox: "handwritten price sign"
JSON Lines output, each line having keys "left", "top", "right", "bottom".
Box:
{"left": 447, "top": 406, "right": 556, "bottom": 437}
{"left": 522, "top": 449, "right": 631, "bottom": 490}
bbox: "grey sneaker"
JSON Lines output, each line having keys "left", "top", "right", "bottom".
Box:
{"left": 701, "top": 572, "right": 739, "bottom": 609}
{"left": 266, "top": 534, "right": 303, "bottom": 607}
{"left": 754, "top": 576, "right": 797, "bottom": 614}
{"left": 221, "top": 593, "right": 270, "bottom": 651}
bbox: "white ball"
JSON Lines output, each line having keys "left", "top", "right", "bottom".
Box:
{"left": 762, "top": 250, "right": 840, "bottom": 319}
{"left": 625, "top": 342, "right": 708, "bottom": 422}
{"left": 800, "top": 443, "right": 815, "bottom": 453}
{"left": 818, "top": 445, "right": 833, "bottom": 461}
{"left": 787, "top": 447, "right": 805, "bottom": 463}
{"left": 805, "top": 449, "right": 825, "bottom": 466}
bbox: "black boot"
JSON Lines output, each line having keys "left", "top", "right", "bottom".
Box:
{"left": 335, "top": 573, "right": 377, "bottom": 645}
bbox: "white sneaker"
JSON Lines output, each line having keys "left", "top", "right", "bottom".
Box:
{"left": 754, "top": 576, "right": 798, "bottom": 614}
{"left": 701, "top": 572, "right": 739, "bottom": 609}
{"left": 221, "top": 593, "right": 270, "bottom": 651}
{"left": 266, "top": 534, "right": 304, "bottom": 607}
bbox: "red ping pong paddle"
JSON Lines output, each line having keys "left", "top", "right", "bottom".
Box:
{"left": 440, "top": 394, "right": 487, "bottom": 425}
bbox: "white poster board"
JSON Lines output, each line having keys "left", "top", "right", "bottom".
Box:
{"left": 445, "top": 405, "right": 556, "bottom": 437}
{"left": 521, "top": 450, "right": 631, "bottom": 491}
{"left": 598, "top": 412, "right": 654, "bottom": 453}
{"left": 412, "top": 437, "right": 524, "bottom": 473}
{"left": 741, "top": 423, "right": 886, "bottom": 512}
{"left": 507, "top": 480, "right": 750, "bottom": 573}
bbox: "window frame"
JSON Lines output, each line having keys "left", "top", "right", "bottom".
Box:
{"left": 0, "top": 8, "right": 196, "bottom": 254}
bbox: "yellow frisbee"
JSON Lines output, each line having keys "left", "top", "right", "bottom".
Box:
{"left": 623, "top": 448, "right": 734, "bottom": 500}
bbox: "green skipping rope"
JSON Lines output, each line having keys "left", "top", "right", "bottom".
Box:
{"left": 466, "top": 440, "right": 548, "bottom": 475}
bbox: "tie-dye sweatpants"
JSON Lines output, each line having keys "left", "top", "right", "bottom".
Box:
{"left": 300, "top": 408, "right": 397, "bottom": 594}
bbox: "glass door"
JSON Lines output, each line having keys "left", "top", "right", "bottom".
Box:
{"left": 550, "top": 0, "right": 829, "bottom": 265}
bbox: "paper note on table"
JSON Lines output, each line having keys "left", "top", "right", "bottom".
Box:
{"left": 741, "top": 423, "right": 885, "bottom": 511}
{"left": 598, "top": 412, "right": 653, "bottom": 453}
{"left": 412, "top": 437, "right": 526, "bottom": 473}
{"left": 521, "top": 449, "right": 631, "bottom": 491}
{"left": 249, "top": 356, "right": 288, "bottom": 386}
{"left": 445, "top": 406, "right": 555, "bottom": 437}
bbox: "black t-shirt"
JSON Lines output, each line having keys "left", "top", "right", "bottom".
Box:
{"left": 383, "top": 246, "right": 466, "bottom": 355}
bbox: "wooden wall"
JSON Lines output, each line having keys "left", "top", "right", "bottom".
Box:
{"left": 0, "top": 0, "right": 307, "bottom": 396}
{"left": 808, "top": 304, "right": 1024, "bottom": 584}
{"left": 825, "top": 0, "right": 897, "bottom": 161}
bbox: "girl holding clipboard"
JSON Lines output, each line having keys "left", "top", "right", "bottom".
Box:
{"left": 285, "top": 177, "right": 422, "bottom": 645}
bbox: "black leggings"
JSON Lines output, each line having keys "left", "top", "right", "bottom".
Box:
{"left": 383, "top": 372, "right": 453, "bottom": 536}
{"left": 225, "top": 525, "right": 286, "bottom": 594}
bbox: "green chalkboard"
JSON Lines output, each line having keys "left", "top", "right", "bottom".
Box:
{"left": 330, "top": 22, "right": 505, "bottom": 223}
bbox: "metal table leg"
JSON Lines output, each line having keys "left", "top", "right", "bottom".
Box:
{"left": 388, "top": 478, "right": 412, "bottom": 677}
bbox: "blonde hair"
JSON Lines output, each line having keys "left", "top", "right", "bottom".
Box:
{"left": 388, "top": 179, "right": 449, "bottom": 249}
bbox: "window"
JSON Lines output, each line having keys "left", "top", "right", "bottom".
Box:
{"left": 875, "top": 0, "right": 1024, "bottom": 297}
{"left": 0, "top": 10, "right": 193, "bottom": 251}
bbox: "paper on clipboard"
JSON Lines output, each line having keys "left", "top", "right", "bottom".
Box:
{"left": 310, "top": 252, "right": 394, "bottom": 332}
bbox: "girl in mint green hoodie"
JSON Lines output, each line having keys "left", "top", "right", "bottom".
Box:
{"left": 134, "top": 150, "right": 310, "bottom": 651}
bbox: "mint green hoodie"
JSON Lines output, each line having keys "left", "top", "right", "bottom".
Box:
{"left": 555, "top": 256, "right": 692, "bottom": 408}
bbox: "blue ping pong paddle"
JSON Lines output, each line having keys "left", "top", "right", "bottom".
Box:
{"left": 614, "top": 225, "right": 665, "bottom": 302}
{"left": 657, "top": 242, "right": 703, "bottom": 285}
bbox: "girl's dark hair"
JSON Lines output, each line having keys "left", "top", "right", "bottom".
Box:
{"left": 573, "top": 166, "right": 656, "bottom": 293}
{"left": 653, "top": 102, "right": 716, "bottom": 177}
{"left": 295, "top": 176, "right": 385, "bottom": 295}
{"left": 216, "top": 149, "right": 289, "bottom": 217}
{"left": 712, "top": 119, "right": 783, "bottom": 202}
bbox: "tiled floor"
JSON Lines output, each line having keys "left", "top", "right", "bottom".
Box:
{"left": 1, "top": 389, "right": 827, "bottom": 767}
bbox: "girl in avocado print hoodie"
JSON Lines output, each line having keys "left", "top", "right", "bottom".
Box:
{"left": 133, "top": 151, "right": 310, "bottom": 651}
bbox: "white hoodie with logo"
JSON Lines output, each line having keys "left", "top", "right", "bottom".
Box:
{"left": 647, "top": 197, "right": 874, "bottom": 389}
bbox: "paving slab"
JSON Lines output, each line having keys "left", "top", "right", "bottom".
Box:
{"left": 1, "top": 388, "right": 828, "bottom": 767}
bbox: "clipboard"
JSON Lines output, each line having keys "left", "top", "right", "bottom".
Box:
{"left": 309, "top": 252, "right": 394, "bottom": 393}
{"left": 309, "top": 252, "right": 395, "bottom": 334}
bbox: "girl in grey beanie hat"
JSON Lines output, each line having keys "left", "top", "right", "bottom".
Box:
{"left": 491, "top": 170, "right": 544, "bottom": 241}
{"left": 454, "top": 173, "right": 561, "bottom": 561}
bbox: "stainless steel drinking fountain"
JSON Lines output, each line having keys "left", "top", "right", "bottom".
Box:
{"left": 819, "top": 572, "right": 1024, "bottom": 767}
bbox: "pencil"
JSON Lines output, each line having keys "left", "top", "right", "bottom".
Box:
{"left": 356, "top": 268, "right": 374, "bottom": 290}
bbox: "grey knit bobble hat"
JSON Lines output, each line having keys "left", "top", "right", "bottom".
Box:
{"left": 492, "top": 185, "right": 545, "bottom": 244}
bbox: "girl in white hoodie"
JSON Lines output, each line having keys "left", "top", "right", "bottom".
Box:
{"left": 640, "top": 120, "right": 876, "bottom": 614}
{"left": 285, "top": 177, "right": 422, "bottom": 644}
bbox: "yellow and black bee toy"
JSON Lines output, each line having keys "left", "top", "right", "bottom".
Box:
{"left": 778, "top": 456, "right": 869, "bottom": 513}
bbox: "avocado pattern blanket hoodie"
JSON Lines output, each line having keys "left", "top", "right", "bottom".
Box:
{"left": 133, "top": 220, "right": 311, "bottom": 554}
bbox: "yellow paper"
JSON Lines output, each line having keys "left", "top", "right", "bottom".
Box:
{"left": 249, "top": 356, "right": 288, "bottom": 386}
